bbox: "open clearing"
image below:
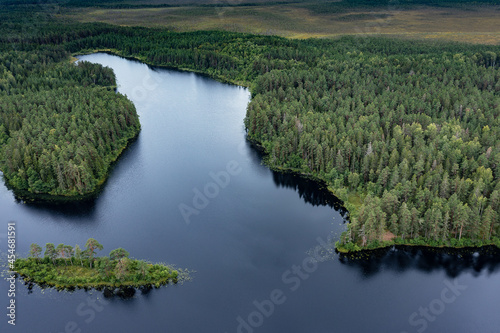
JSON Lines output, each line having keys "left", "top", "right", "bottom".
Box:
{"left": 61, "top": 2, "right": 500, "bottom": 44}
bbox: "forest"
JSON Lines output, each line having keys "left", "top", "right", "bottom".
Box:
{"left": 1, "top": 5, "right": 500, "bottom": 249}
{"left": 0, "top": 35, "right": 140, "bottom": 197}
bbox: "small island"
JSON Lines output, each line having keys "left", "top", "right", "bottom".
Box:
{"left": 13, "top": 239, "right": 179, "bottom": 290}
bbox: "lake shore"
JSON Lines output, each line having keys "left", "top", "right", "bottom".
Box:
{"left": 245, "top": 138, "right": 500, "bottom": 254}
{"left": 335, "top": 237, "right": 500, "bottom": 254}
{"left": 0, "top": 126, "right": 140, "bottom": 203}
{"left": 75, "top": 51, "right": 499, "bottom": 255}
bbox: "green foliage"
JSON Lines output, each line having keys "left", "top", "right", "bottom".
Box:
{"left": 114, "top": 257, "right": 131, "bottom": 280}
{"left": 136, "top": 260, "right": 149, "bottom": 278}
{"left": 1, "top": 7, "right": 499, "bottom": 250}
{"left": 97, "top": 256, "right": 114, "bottom": 278}
{"left": 239, "top": 37, "right": 500, "bottom": 250}
{"left": 44, "top": 243, "right": 57, "bottom": 264}
{"left": 29, "top": 243, "right": 42, "bottom": 260}
{"left": 13, "top": 240, "right": 178, "bottom": 289}
{"left": 85, "top": 238, "right": 103, "bottom": 267}
{"left": 0, "top": 46, "right": 140, "bottom": 198}
{"left": 109, "top": 248, "right": 129, "bottom": 261}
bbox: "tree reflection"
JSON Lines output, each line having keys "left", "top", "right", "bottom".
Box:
{"left": 338, "top": 245, "right": 500, "bottom": 279}
{"left": 271, "top": 171, "right": 348, "bottom": 217}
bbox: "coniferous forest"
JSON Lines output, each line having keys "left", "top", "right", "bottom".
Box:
{"left": 1, "top": 5, "right": 500, "bottom": 249}
{"left": 0, "top": 49, "right": 140, "bottom": 197}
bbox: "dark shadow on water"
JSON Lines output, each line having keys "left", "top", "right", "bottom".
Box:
{"left": 272, "top": 171, "right": 348, "bottom": 217}
{"left": 103, "top": 287, "right": 136, "bottom": 300}
{"left": 19, "top": 197, "right": 98, "bottom": 220}
{"left": 338, "top": 245, "right": 500, "bottom": 279}
{"left": 244, "top": 138, "right": 273, "bottom": 175}
{"left": 12, "top": 134, "right": 142, "bottom": 222}
{"left": 246, "top": 138, "right": 349, "bottom": 218}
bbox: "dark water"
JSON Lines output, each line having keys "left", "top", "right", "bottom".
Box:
{"left": 1, "top": 53, "right": 499, "bottom": 333}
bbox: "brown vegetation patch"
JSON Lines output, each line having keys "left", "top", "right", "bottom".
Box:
{"left": 382, "top": 231, "right": 396, "bottom": 242}
{"left": 62, "top": 3, "right": 500, "bottom": 44}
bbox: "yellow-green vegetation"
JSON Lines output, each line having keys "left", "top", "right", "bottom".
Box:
{"left": 13, "top": 240, "right": 179, "bottom": 290}
{"left": 61, "top": 1, "right": 500, "bottom": 44}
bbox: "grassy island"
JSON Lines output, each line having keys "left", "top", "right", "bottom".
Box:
{"left": 13, "top": 239, "right": 179, "bottom": 290}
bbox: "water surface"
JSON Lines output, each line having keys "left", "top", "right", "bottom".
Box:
{"left": 1, "top": 53, "right": 499, "bottom": 333}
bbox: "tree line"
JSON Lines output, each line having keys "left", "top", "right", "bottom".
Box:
{"left": 0, "top": 46, "right": 140, "bottom": 196}
{"left": 245, "top": 51, "right": 500, "bottom": 248}
{"left": 1, "top": 7, "right": 500, "bottom": 247}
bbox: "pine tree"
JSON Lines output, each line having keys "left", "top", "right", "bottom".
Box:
{"left": 44, "top": 243, "right": 57, "bottom": 265}
{"left": 85, "top": 238, "right": 103, "bottom": 268}
{"left": 398, "top": 203, "right": 411, "bottom": 239}
{"left": 29, "top": 243, "right": 42, "bottom": 261}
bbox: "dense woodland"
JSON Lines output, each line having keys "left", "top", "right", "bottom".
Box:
{"left": 1, "top": 6, "right": 500, "bottom": 248}
{"left": 247, "top": 49, "right": 500, "bottom": 249}
{"left": 0, "top": 37, "right": 140, "bottom": 196}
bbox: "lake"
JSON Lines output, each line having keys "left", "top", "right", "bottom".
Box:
{"left": 1, "top": 53, "right": 499, "bottom": 333}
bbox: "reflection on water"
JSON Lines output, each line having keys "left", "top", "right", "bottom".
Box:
{"left": 3, "top": 52, "right": 499, "bottom": 333}
{"left": 8, "top": 134, "right": 143, "bottom": 222}
{"left": 339, "top": 246, "right": 500, "bottom": 279}
{"left": 19, "top": 198, "right": 98, "bottom": 219}
{"left": 272, "top": 171, "right": 348, "bottom": 216}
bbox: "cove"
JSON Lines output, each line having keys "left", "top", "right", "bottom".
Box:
{"left": 0, "top": 53, "right": 499, "bottom": 333}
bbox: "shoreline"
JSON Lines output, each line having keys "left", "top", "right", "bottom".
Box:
{"left": 245, "top": 140, "right": 500, "bottom": 254}
{"left": 8, "top": 49, "right": 497, "bottom": 254}
{"left": 73, "top": 49, "right": 251, "bottom": 88}
{"left": 335, "top": 238, "right": 500, "bottom": 254}
{"left": 14, "top": 272, "right": 177, "bottom": 291}
{"left": 337, "top": 243, "right": 500, "bottom": 259}
{"left": 79, "top": 52, "right": 498, "bottom": 255}
{"left": 0, "top": 111, "right": 141, "bottom": 204}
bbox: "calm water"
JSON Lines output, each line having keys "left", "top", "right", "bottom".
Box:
{"left": 1, "top": 53, "right": 499, "bottom": 333}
